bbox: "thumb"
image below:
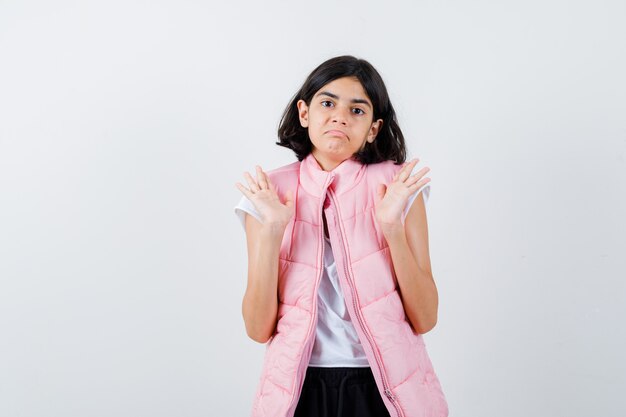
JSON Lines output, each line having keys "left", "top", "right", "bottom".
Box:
{"left": 376, "top": 184, "right": 386, "bottom": 202}
{"left": 284, "top": 190, "right": 294, "bottom": 207}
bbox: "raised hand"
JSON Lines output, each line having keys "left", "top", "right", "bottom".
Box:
{"left": 375, "top": 158, "right": 430, "bottom": 230}
{"left": 236, "top": 165, "right": 295, "bottom": 228}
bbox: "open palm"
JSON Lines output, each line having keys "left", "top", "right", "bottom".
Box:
{"left": 375, "top": 159, "right": 430, "bottom": 227}
{"left": 236, "top": 165, "right": 294, "bottom": 227}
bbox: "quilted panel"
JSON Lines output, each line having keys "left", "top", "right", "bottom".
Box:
{"left": 392, "top": 375, "right": 439, "bottom": 417}
{"left": 294, "top": 190, "right": 322, "bottom": 225}
{"left": 392, "top": 359, "right": 449, "bottom": 417}
{"left": 252, "top": 378, "right": 291, "bottom": 417}
{"left": 361, "top": 290, "right": 422, "bottom": 388}
{"left": 341, "top": 209, "right": 385, "bottom": 262}
{"left": 289, "top": 221, "right": 321, "bottom": 266}
{"left": 277, "top": 260, "right": 317, "bottom": 311}
{"left": 332, "top": 186, "right": 377, "bottom": 218}
{"left": 261, "top": 303, "right": 311, "bottom": 394}
{"left": 350, "top": 248, "right": 396, "bottom": 307}
{"left": 333, "top": 160, "right": 399, "bottom": 216}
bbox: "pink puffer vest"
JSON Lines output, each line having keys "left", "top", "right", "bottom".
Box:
{"left": 250, "top": 153, "right": 449, "bottom": 417}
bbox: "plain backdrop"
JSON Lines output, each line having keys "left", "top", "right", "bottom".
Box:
{"left": 1, "top": 1, "right": 625, "bottom": 416}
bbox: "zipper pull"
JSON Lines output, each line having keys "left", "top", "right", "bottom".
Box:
{"left": 384, "top": 389, "right": 395, "bottom": 400}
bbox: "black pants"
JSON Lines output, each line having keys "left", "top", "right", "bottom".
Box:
{"left": 293, "top": 367, "right": 392, "bottom": 417}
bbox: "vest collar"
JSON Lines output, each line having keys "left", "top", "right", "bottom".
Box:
{"left": 299, "top": 153, "right": 366, "bottom": 197}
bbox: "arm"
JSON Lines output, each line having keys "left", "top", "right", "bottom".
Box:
{"left": 375, "top": 159, "right": 438, "bottom": 334}
{"left": 381, "top": 192, "right": 438, "bottom": 334}
{"left": 236, "top": 166, "right": 294, "bottom": 343}
{"left": 241, "top": 214, "right": 284, "bottom": 343}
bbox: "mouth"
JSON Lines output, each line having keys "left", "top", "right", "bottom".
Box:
{"left": 326, "top": 130, "right": 348, "bottom": 139}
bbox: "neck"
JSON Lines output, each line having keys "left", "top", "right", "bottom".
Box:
{"left": 310, "top": 150, "right": 345, "bottom": 172}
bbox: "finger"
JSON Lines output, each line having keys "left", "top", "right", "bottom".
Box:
{"left": 393, "top": 161, "right": 409, "bottom": 182}
{"left": 407, "top": 177, "right": 431, "bottom": 193}
{"left": 392, "top": 165, "right": 402, "bottom": 182}
{"left": 398, "top": 159, "right": 419, "bottom": 182}
{"left": 393, "top": 160, "right": 412, "bottom": 181}
{"left": 376, "top": 184, "right": 386, "bottom": 202}
{"left": 256, "top": 165, "right": 268, "bottom": 189}
{"left": 407, "top": 166, "right": 430, "bottom": 183}
{"left": 267, "top": 176, "right": 276, "bottom": 192}
{"left": 404, "top": 174, "right": 422, "bottom": 187}
{"left": 284, "top": 189, "right": 294, "bottom": 207}
{"left": 235, "top": 182, "right": 254, "bottom": 199}
{"left": 244, "top": 172, "right": 260, "bottom": 192}
{"left": 261, "top": 168, "right": 275, "bottom": 191}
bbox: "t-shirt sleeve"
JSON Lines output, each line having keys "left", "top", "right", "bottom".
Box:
{"left": 234, "top": 195, "right": 262, "bottom": 229}
{"left": 404, "top": 183, "right": 430, "bottom": 215}
{"left": 402, "top": 165, "right": 431, "bottom": 222}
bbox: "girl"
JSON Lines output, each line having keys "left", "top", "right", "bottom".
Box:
{"left": 234, "top": 56, "right": 448, "bottom": 417}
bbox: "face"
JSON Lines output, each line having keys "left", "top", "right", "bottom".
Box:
{"left": 297, "top": 76, "right": 383, "bottom": 171}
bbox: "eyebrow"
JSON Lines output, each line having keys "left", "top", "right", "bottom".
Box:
{"left": 314, "top": 91, "right": 372, "bottom": 109}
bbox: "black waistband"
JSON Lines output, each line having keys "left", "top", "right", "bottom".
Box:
{"left": 302, "top": 366, "right": 377, "bottom": 417}
{"left": 304, "top": 366, "right": 374, "bottom": 387}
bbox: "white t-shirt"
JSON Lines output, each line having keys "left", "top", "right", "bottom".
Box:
{"left": 234, "top": 178, "right": 430, "bottom": 367}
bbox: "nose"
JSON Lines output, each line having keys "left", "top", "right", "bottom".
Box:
{"left": 331, "top": 105, "right": 350, "bottom": 125}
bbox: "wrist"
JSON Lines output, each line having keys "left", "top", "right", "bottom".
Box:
{"left": 379, "top": 220, "right": 405, "bottom": 239}
{"left": 260, "top": 221, "right": 289, "bottom": 237}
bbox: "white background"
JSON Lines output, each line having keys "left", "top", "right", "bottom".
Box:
{"left": 1, "top": 1, "right": 625, "bottom": 416}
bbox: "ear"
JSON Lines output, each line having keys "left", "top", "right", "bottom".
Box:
{"left": 297, "top": 99, "right": 309, "bottom": 128}
{"left": 367, "top": 119, "right": 383, "bottom": 143}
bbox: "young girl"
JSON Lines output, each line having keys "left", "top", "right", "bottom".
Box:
{"left": 234, "top": 56, "right": 448, "bottom": 417}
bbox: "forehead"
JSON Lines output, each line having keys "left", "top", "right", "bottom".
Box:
{"left": 314, "top": 77, "right": 371, "bottom": 104}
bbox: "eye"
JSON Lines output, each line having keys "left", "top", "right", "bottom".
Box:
{"left": 352, "top": 108, "right": 365, "bottom": 115}
{"left": 321, "top": 100, "right": 334, "bottom": 107}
